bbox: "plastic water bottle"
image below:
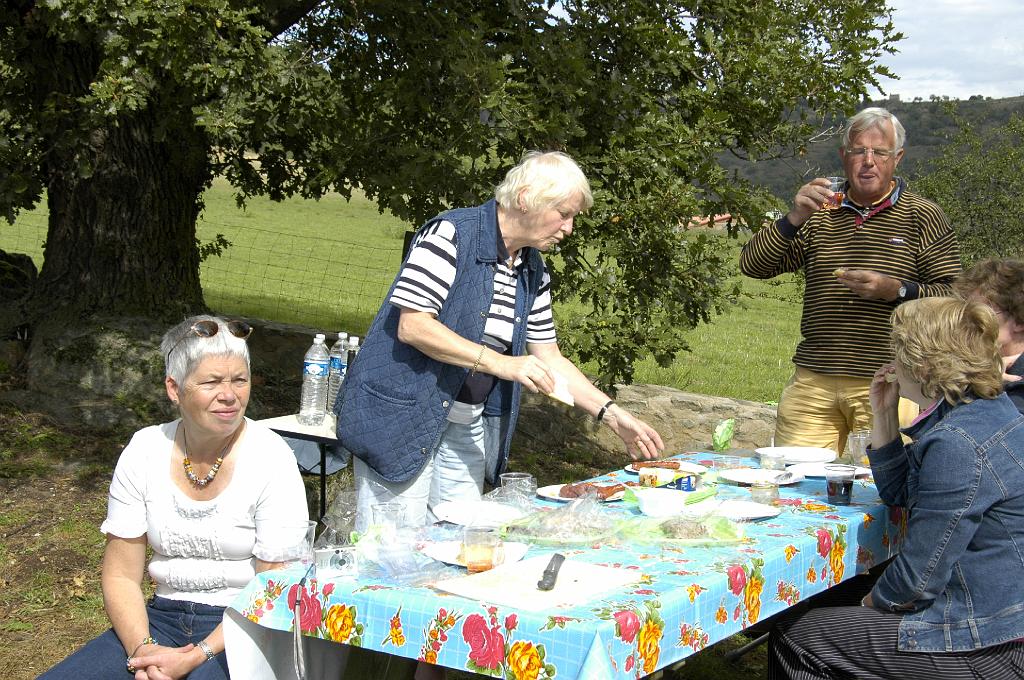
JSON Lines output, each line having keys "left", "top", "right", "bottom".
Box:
{"left": 346, "top": 336, "right": 360, "bottom": 374}
{"left": 298, "top": 333, "right": 329, "bottom": 425}
{"left": 327, "top": 332, "right": 348, "bottom": 413}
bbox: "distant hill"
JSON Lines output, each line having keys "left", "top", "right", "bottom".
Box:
{"left": 722, "top": 95, "right": 1024, "bottom": 202}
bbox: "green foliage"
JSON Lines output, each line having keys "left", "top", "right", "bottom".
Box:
{"left": 297, "top": 0, "right": 899, "bottom": 386}
{"left": 913, "top": 108, "right": 1024, "bottom": 264}
{"left": 1, "top": 0, "right": 901, "bottom": 386}
{"left": 196, "top": 233, "right": 231, "bottom": 263}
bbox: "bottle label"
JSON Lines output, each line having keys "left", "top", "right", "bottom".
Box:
{"left": 304, "top": 360, "right": 329, "bottom": 377}
{"left": 329, "top": 357, "right": 348, "bottom": 372}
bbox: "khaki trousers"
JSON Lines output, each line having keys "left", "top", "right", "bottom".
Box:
{"left": 774, "top": 366, "right": 918, "bottom": 455}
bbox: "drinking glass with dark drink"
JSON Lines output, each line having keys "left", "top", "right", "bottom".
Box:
{"left": 824, "top": 176, "right": 845, "bottom": 209}
{"left": 825, "top": 464, "right": 856, "bottom": 505}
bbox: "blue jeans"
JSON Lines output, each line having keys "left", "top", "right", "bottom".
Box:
{"left": 353, "top": 417, "right": 486, "bottom": 532}
{"left": 39, "top": 596, "right": 229, "bottom": 680}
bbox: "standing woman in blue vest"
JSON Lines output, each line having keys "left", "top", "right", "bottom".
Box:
{"left": 336, "top": 151, "right": 664, "bottom": 530}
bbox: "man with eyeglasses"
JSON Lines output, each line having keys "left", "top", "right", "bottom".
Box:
{"left": 741, "top": 107, "right": 962, "bottom": 456}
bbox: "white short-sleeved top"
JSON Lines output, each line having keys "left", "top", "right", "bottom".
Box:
{"left": 100, "top": 418, "right": 308, "bottom": 607}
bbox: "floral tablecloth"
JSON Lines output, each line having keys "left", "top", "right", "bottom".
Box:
{"left": 227, "top": 451, "right": 906, "bottom": 679}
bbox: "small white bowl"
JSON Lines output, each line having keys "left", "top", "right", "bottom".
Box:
{"left": 633, "top": 488, "right": 691, "bottom": 518}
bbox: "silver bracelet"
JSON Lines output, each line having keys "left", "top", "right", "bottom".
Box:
{"left": 197, "top": 640, "right": 216, "bottom": 663}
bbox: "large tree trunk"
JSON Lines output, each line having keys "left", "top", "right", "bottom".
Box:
{"left": 32, "top": 107, "right": 210, "bottom": 323}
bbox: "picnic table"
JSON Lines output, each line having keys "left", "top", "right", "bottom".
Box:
{"left": 224, "top": 451, "right": 906, "bottom": 679}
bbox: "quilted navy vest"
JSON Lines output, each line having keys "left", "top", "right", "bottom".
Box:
{"left": 335, "top": 200, "right": 546, "bottom": 483}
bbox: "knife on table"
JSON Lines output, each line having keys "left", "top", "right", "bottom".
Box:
{"left": 537, "top": 553, "right": 565, "bottom": 591}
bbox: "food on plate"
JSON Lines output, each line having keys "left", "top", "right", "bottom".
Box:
{"left": 630, "top": 460, "right": 684, "bottom": 471}
{"left": 660, "top": 517, "right": 710, "bottom": 540}
{"left": 559, "top": 482, "right": 625, "bottom": 500}
{"left": 503, "top": 501, "right": 616, "bottom": 545}
{"left": 638, "top": 467, "right": 676, "bottom": 488}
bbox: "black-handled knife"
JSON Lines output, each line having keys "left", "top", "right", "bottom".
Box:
{"left": 537, "top": 553, "right": 566, "bottom": 591}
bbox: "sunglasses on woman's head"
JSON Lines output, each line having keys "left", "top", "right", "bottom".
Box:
{"left": 165, "top": 320, "right": 253, "bottom": 365}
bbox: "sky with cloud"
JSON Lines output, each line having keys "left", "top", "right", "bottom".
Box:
{"left": 871, "top": 0, "right": 1024, "bottom": 100}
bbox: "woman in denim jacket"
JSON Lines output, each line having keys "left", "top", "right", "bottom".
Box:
{"left": 770, "top": 297, "right": 1024, "bottom": 678}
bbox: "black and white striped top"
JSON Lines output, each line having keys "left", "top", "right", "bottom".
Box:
{"left": 390, "top": 219, "right": 557, "bottom": 349}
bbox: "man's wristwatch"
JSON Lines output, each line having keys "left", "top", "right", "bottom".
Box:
{"left": 896, "top": 281, "right": 908, "bottom": 301}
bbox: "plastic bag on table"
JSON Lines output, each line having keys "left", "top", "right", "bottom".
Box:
{"left": 353, "top": 526, "right": 451, "bottom": 586}
{"left": 612, "top": 514, "right": 745, "bottom": 546}
{"left": 483, "top": 483, "right": 535, "bottom": 513}
{"left": 314, "top": 516, "right": 349, "bottom": 549}
{"left": 321, "top": 488, "right": 358, "bottom": 543}
{"left": 501, "top": 495, "right": 615, "bottom": 545}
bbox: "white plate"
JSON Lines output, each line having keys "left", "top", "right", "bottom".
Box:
{"left": 756, "top": 446, "right": 837, "bottom": 465}
{"left": 537, "top": 483, "right": 625, "bottom": 502}
{"left": 787, "top": 462, "right": 872, "bottom": 478}
{"left": 624, "top": 460, "right": 708, "bottom": 475}
{"left": 718, "top": 468, "right": 805, "bottom": 486}
{"left": 419, "top": 540, "right": 530, "bottom": 567}
{"left": 431, "top": 500, "right": 527, "bottom": 528}
{"left": 686, "top": 498, "right": 782, "bottom": 521}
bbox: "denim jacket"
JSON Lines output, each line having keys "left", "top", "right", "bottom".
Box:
{"left": 335, "top": 200, "right": 545, "bottom": 484}
{"left": 868, "top": 393, "right": 1024, "bottom": 652}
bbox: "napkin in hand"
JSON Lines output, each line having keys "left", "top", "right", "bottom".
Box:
{"left": 547, "top": 371, "right": 574, "bottom": 406}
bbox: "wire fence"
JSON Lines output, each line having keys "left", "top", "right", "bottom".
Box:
{"left": 2, "top": 208, "right": 407, "bottom": 334}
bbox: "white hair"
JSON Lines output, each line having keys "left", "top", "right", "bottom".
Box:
{"left": 494, "top": 151, "right": 594, "bottom": 213}
{"left": 843, "top": 107, "right": 906, "bottom": 151}
{"left": 161, "top": 314, "right": 250, "bottom": 385}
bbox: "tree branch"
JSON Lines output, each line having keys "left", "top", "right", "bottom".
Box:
{"left": 250, "top": 0, "right": 322, "bottom": 39}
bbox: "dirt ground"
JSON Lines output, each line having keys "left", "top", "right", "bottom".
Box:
{"left": 1, "top": 476, "right": 107, "bottom": 678}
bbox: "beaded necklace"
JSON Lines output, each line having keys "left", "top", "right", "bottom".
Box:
{"left": 181, "top": 428, "right": 234, "bottom": 488}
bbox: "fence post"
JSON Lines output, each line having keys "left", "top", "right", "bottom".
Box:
{"left": 401, "top": 230, "right": 416, "bottom": 261}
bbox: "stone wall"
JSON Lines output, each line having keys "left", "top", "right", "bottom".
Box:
{"left": 2, "top": 316, "right": 777, "bottom": 451}
{"left": 516, "top": 383, "right": 776, "bottom": 457}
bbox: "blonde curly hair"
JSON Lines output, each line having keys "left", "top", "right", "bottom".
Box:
{"left": 890, "top": 297, "right": 1004, "bottom": 404}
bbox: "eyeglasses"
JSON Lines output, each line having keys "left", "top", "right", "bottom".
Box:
{"left": 845, "top": 146, "right": 899, "bottom": 160}
{"left": 165, "top": 320, "right": 252, "bottom": 365}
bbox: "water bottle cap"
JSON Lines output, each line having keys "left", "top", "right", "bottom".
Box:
{"left": 338, "top": 332, "right": 348, "bottom": 340}
{"left": 350, "top": 336, "right": 359, "bottom": 345}
{"left": 314, "top": 333, "right": 325, "bottom": 342}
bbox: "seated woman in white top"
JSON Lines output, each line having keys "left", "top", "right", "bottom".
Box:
{"left": 40, "top": 315, "right": 308, "bottom": 680}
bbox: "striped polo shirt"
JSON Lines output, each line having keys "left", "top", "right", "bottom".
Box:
{"left": 390, "top": 219, "right": 558, "bottom": 350}
{"left": 740, "top": 180, "right": 962, "bottom": 378}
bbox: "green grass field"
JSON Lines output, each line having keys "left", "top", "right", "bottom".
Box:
{"left": 4, "top": 182, "right": 802, "bottom": 402}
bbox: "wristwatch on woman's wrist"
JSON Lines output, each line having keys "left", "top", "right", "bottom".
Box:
{"left": 197, "top": 640, "right": 216, "bottom": 663}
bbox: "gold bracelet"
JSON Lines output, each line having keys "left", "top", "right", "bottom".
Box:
{"left": 127, "top": 636, "right": 156, "bottom": 673}
{"left": 470, "top": 344, "right": 485, "bottom": 375}
{"left": 130, "top": 636, "right": 156, "bottom": 657}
